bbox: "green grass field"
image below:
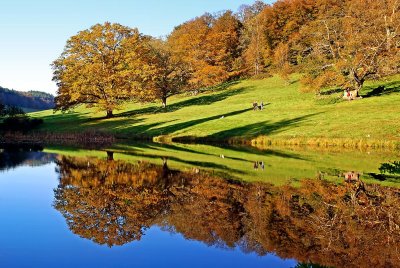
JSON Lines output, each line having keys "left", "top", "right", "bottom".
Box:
{"left": 31, "top": 75, "right": 400, "bottom": 145}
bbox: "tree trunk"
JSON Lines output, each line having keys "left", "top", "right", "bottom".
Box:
{"left": 161, "top": 157, "right": 170, "bottom": 189}
{"left": 352, "top": 71, "right": 365, "bottom": 97}
{"left": 106, "top": 151, "right": 114, "bottom": 161}
{"left": 354, "top": 79, "right": 364, "bottom": 97}
{"left": 162, "top": 97, "right": 167, "bottom": 109}
{"left": 106, "top": 109, "right": 113, "bottom": 118}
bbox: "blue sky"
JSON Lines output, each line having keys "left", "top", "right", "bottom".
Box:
{"left": 0, "top": 0, "right": 271, "bottom": 94}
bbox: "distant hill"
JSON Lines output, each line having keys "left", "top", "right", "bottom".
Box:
{"left": 0, "top": 86, "right": 54, "bottom": 111}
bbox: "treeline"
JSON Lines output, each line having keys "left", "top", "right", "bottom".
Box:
{"left": 0, "top": 86, "right": 54, "bottom": 111}
{"left": 168, "top": 0, "right": 399, "bottom": 93}
{"left": 0, "top": 148, "right": 54, "bottom": 171}
{"left": 53, "top": 0, "right": 399, "bottom": 117}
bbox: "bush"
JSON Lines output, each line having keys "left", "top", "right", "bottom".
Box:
{"left": 1, "top": 116, "right": 43, "bottom": 132}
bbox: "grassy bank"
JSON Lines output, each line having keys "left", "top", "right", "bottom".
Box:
{"left": 31, "top": 75, "right": 400, "bottom": 148}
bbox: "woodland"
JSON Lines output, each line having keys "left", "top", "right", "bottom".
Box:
{"left": 52, "top": 0, "right": 400, "bottom": 117}
{"left": 0, "top": 87, "right": 54, "bottom": 111}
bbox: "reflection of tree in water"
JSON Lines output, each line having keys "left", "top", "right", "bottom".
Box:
{"left": 54, "top": 155, "right": 400, "bottom": 267}
{"left": 54, "top": 156, "right": 179, "bottom": 246}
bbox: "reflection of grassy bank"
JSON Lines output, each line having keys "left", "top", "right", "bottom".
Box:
{"left": 44, "top": 142, "right": 400, "bottom": 187}
{"left": 31, "top": 75, "right": 400, "bottom": 148}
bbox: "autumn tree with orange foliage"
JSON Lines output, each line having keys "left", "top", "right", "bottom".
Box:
{"left": 168, "top": 11, "right": 242, "bottom": 89}
{"left": 239, "top": 0, "right": 316, "bottom": 76}
{"left": 52, "top": 0, "right": 400, "bottom": 108}
{"left": 141, "top": 39, "right": 190, "bottom": 108}
{"left": 300, "top": 0, "right": 400, "bottom": 94}
{"left": 52, "top": 22, "right": 150, "bottom": 118}
{"left": 238, "top": 1, "right": 269, "bottom": 76}
{"left": 273, "top": 43, "right": 292, "bottom": 83}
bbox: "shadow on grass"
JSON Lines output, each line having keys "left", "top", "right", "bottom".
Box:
{"left": 118, "top": 87, "right": 246, "bottom": 117}
{"left": 37, "top": 111, "right": 110, "bottom": 131}
{"left": 113, "top": 140, "right": 307, "bottom": 165}
{"left": 39, "top": 111, "right": 152, "bottom": 133}
{"left": 113, "top": 141, "right": 216, "bottom": 158}
{"left": 124, "top": 107, "right": 252, "bottom": 137}
{"left": 36, "top": 84, "right": 248, "bottom": 134}
{"left": 320, "top": 88, "right": 343, "bottom": 96}
{"left": 39, "top": 111, "right": 90, "bottom": 123}
{"left": 175, "top": 113, "right": 320, "bottom": 142}
{"left": 363, "top": 80, "right": 400, "bottom": 98}
{"left": 40, "top": 107, "right": 250, "bottom": 138}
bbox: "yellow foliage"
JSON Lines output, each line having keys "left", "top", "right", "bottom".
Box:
{"left": 52, "top": 22, "right": 150, "bottom": 117}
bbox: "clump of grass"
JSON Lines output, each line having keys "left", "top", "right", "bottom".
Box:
{"left": 246, "top": 136, "right": 400, "bottom": 150}
{"left": 315, "top": 95, "right": 343, "bottom": 105}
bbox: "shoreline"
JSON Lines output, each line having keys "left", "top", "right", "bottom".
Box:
{"left": 1, "top": 131, "right": 400, "bottom": 151}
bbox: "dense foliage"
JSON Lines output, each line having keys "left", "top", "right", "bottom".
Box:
{"left": 52, "top": 22, "right": 150, "bottom": 118}
{"left": 53, "top": 1, "right": 400, "bottom": 116}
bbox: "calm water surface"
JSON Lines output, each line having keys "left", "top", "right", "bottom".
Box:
{"left": 0, "top": 144, "right": 399, "bottom": 268}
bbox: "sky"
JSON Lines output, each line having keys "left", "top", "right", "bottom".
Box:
{"left": 0, "top": 0, "right": 271, "bottom": 94}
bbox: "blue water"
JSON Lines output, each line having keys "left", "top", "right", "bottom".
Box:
{"left": 0, "top": 162, "right": 297, "bottom": 268}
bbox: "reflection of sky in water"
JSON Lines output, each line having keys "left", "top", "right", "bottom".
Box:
{"left": 0, "top": 163, "right": 297, "bottom": 268}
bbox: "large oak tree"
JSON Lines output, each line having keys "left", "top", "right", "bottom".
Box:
{"left": 52, "top": 22, "right": 149, "bottom": 118}
{"left": 300, "top": 0, "right": 400, "bottom": 95}
{"left": 142, "top": 40, "right": 190, "bottom": 109}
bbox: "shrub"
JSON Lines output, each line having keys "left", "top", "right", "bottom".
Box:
{"left": 1, "top": 116, "right": 43, "bottom": 132}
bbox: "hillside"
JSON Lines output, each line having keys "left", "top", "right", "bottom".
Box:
{"left": 31, "top": 75, "right": 400, "bottom": 147}
{"left": 0, "top": 86, "right": 54, "bottom": 111}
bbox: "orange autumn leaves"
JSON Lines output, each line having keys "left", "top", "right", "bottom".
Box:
{"left": 54, "top": 155, "right": 400, "bottom": 267}
{"left": 52, "top": 23, "right": 149, "bottom": 117}
{"left": 52, "top": 12, "right": 243, "bottom": 116}
{"left": 52, "top": 0, "right": 400, "bottom": 116}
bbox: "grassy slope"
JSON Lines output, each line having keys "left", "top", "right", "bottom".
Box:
{"left": 31, "top": 75, "right": 400, "bottom": 143}
{"left": 45, "top": 142, "right": 400, "bottom": 187}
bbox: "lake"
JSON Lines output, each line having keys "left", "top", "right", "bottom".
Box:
{"left": 0, "top": 143, "right": 399, "bottom": 268}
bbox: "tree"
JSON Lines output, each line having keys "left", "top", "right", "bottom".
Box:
{"left": 168, "top": 15, "right": 211, "bottom": 89}
{"left": 273, "top": 43, "right": 292, "bottom": 83}
{"left": 205, "top": 11, "right": 243, "bottom": 79}
{"left": 168, "top": 12, "right": 242, "bottom": 89}
{"left": 142, "top": 40, "right": 190, "bottom": 109}
{"left": 238, "top": 1, "right": 269, "bottom": 76}
{"left": 239, "top": 0, "right": 316, "bottom": 76}
{"left": 4, "top": 105, "right": 25, "bottom": 117}
{"left": 300, "top": 0, "right": 400, "bottom": 95}
{"left": 52, "top": 22, "right": 149, "bottom": 118}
